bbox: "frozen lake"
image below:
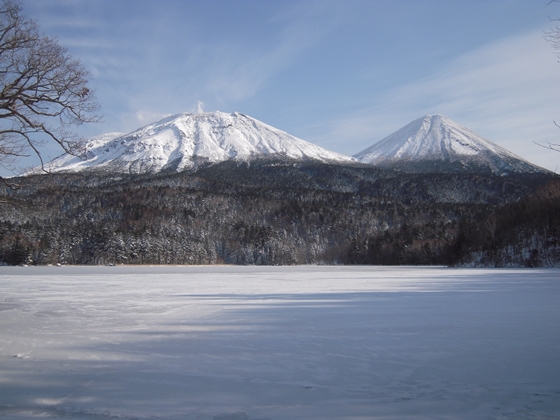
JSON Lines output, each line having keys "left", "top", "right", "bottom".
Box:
{"left": 0, "top": 266, "right": 559, "bottom": 419}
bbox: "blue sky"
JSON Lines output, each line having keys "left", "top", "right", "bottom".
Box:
{"left": 15, "top": 0, "right": 560, "bottom": 173}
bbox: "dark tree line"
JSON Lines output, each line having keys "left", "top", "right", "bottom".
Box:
{"left": 452, "top": 180, "right": 560, "bottom": 267}
{"left": 1, "top": 160, "right": 557, "bottom": 267}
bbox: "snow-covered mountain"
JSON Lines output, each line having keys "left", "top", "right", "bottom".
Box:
{"left": 40, "top": 111, "right": 354, "bottom": 174}
{"left": 355, "top": 115, "right": 550, "bottom": 175}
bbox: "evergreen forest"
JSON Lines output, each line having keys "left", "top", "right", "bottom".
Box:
{"left": 1, "top": 160, "right": 558, "bottom": 267}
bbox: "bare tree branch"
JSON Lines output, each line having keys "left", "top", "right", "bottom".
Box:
{"left": 0, "top": 0, "right": 100, "bottom": 175}
{"left": 535, "top": 140, "right": 560, "bottom": 152}
{"left": 544, "top": 2, "right": 560, "bottom": 154}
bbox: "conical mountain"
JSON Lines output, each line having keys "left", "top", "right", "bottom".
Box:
{"left": 41, "top": 111, "right": 354, "bottom": 175}
{"left": 354, "top": 114, "right": 550, "bottom": 175}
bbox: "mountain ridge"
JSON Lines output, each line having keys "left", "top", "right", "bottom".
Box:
{"left": 354, "top": 114, "right": 551, "bottom": 175}
{"left": 39, "top": 111, "right": 355, "bottom": 175}
{"left": 32, "top": 112, "right": 553, "bottom": 177}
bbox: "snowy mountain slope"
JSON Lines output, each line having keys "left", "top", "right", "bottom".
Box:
{"left": 354, "top": 115, "right": 550, "bottom": 174}
{"left": 40, "top": 111, "right": 354, "bottom": 174}
{"left": 35, "top": 132, "right": 125, "bottom": 172}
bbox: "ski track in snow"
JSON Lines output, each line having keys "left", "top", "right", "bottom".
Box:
{"left": 0, "top": 265, "right": 559, "bottom": 420}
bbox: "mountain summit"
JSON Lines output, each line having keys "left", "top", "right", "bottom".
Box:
{"left": 354, "top": 114, "right": 550, "bottom": 175}
{"left": 41, "top": 111, "right": 354, "bottom": 174}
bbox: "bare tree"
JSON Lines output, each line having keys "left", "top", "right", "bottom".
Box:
{"left": 545, "top": 1, "right": 560, "bottom": 58}
{"left": 542, "top": 0, "right": 560, "bottom": 153}
{"left": 535, "top": 123, "right": 560, "bottom": 153}
{"left": 0, "top": 0, "right": 100, "bottom": 181}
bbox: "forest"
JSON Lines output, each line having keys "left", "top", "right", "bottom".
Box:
{"left": 0, "top": 159, "right": 558, "bottom": 267}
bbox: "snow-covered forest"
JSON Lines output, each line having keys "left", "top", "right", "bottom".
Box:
{"left": 1, "top": 160, "right": 558, "bottom": 267}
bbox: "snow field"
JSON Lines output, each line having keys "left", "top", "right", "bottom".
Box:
{"left": 41, "top": 111, "right": 354, "bottom": 174}
{"left": 0, "top": 266, "right": 559, "bottom": 419}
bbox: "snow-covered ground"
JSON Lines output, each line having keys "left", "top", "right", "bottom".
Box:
{"left": 1, "top": 266, "right": 559, "bottom": 420}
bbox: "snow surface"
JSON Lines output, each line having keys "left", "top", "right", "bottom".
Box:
{"left": 354, "top": 115, "right": 549, "bottom": 173}
{"left": 40, "top": 112, "right": 354, "bottom": 175}
{"left": 1, "top": 265, "right": 559, "bottom": 419}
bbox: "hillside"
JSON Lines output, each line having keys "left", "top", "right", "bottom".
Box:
{"left": 2, "top": 160, "right": 557, "bottom": 267}
{"left": 38, "top": 111, "right": 354, "bottom": 175}
{"left": 355, "top": 115, "right": 551, "bottom": 175}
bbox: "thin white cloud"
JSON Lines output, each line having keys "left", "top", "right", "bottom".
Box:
{"left": 206, "top": 1, "right": 350, "bottom": 104}
{"left": 88, "top": 0, "right": 355, "bottom": 133}
{"left": 135, "top": 110, "right": 171, "bottom": 124}
{"left": 317, "top": 28, "right": 560, "bottom": 172}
